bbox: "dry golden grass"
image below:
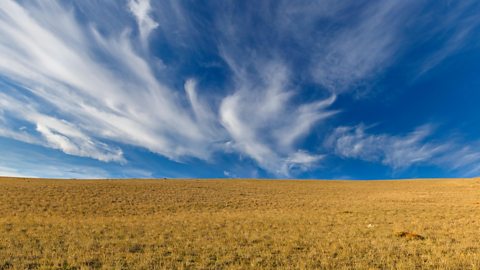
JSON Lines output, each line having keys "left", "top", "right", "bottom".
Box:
{"left": 1, "top": 177, "right": 480, "bottom": 269}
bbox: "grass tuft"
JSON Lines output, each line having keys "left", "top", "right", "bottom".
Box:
{"left": 395, "top": 231, "right": 425, "bottom": 240}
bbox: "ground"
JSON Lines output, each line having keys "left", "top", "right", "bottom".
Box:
{"left": 0, "top": 177, "right": 479, "bottom": 269}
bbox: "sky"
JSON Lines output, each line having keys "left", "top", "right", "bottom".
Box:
{"left": 1, "top": 0, "right": 480, "bottom": 179}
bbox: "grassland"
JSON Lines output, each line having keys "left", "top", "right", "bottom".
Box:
{"left": 0, "top": 177, "right": 479, "bottom": 269}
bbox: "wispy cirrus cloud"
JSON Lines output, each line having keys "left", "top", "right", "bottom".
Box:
{"left": 326, "top": 124, "right": 480, "bottom": 176}
{"left": 219, "top": 61, "right": 335, "bottom": 175}
{"left": 0, "top": 91, "right": 124, "bottom": 162}
{"left": 0, "top": 144, "right": 112, "bottom": 179}
{"left": 0, "top": 0, "right": 335, "bottom": 176}
{"left": 128, "top": 0, "right": 158, "bottom": 46}
{"left": 0, "top": 0, "right": 219, "bottom": 162}
{"left": 418, "top": 1, "right": 480, "bottom": 75}
{"left": 1, "top": 0, "right": 479, "bottom": 178}
{"left": 326, "top": 125, "right": 444, "bottom": 169}
{"left": 311, "top": 1, "right": 415, "bottom": 93}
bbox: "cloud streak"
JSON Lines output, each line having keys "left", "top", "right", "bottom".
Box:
{"left": 327, "top": 125, "right": 480, "bottom": 176}
{"left": 311, "top": 1, "right": 414, "bottom": 93}
{"left": 128, "top": 0, "right": 158, "bottom": 46}
{"left": 0, "top": 0, "right": 337, "bottom": 176}
{"left": 219, "top": 62, "right": 335, "bottom": 175}
{"left": 0, "top": 92, "right": 124, "bottom": 162}
{"left": 0, "top": 0, "right": 217, "bottom": 161}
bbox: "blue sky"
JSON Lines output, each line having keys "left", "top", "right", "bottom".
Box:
{"left": 1, "top": 0, "right": 480, "bottom": 179}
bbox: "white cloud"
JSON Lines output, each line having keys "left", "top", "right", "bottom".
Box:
{"left": 0, "top": 92, "right": 124, "bottom": 162}
{"left": 35, "top": 122, "right": 124, "bottom": 163}
{"left": 128, "top": 0, "right": 159, "bottom": 45}
{"left": 184, "top": 79, "right": 222, "bottom": 138}
{"left": 220, "top": 61, "right": 335, "bottom": 176}
{"left": 327, "top": 124, "right": 480, "bottom": 176}
{"left": 0, "top": 147, "right": 113, "bottom": 179}
{"left": 311, "top": 1, "right": 415, "bottom": 93}
{"left": 0, "top": 0, "right": 220, "bottom": 163}
{"left": 327, "top": 125, "right": 446, "bottom": 169}
{"left": 418, "top": 1, "right": 480, "bottom": 75}
{"left": 0, "top": 160, "right": 109, "bottom": 179}
{"left": 284, "top": 151, "right": 325, "bottom": 173}
{"left": 0, "top": 165, "right": 34, "bottom": 178}
{"left": 1, "top": 0, "right": 477, "bottom": 178}
{"left": 0, "top": 0, "right": 335, "bottom": 176}
{"left": 0, "top": 126, "right": 38, "bottom": 145}
{"left": 434, "top": 145, "right": 480, "bottom": 177}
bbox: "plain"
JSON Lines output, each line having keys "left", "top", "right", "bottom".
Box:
{"left": 0, "top": 177, "right": 479, "bottom": 269}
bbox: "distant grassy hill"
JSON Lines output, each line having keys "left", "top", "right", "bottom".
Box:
{"left": 0, "top": 177, "right": 479, "bottom": 269}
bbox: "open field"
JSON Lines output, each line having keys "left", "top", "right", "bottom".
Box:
{"left": 0, "top": 177, "right": 479, "bottom": 269}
